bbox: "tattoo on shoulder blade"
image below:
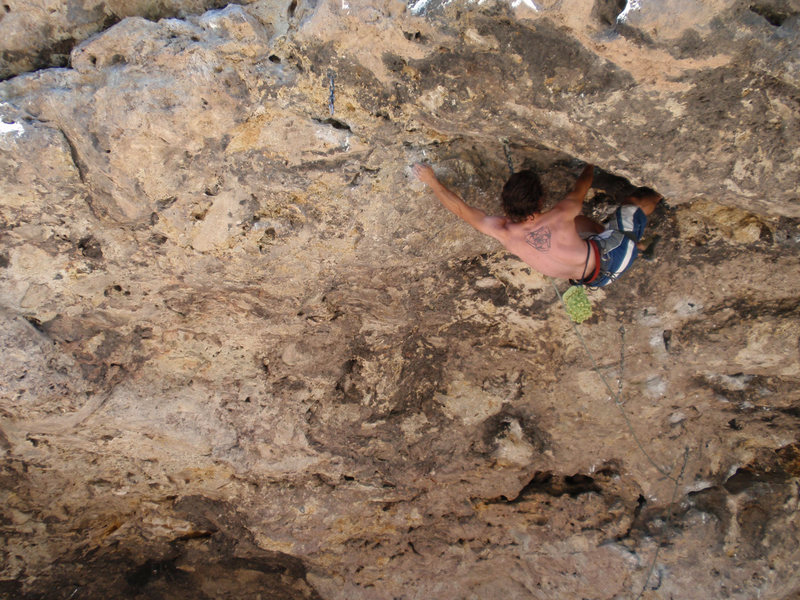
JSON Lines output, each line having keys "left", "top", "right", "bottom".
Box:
{"left": 525, "top": 226, "right": 551, "bottom": 252}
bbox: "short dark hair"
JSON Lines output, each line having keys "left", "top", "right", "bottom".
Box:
{"left": 501, "top": 170, "right": 543, "bottom": 223}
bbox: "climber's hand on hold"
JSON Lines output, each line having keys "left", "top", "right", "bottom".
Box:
{"left": 412, "top": 163, "right": 438, "bottom": 186}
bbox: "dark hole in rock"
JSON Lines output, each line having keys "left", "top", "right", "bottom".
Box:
{"left": 592, "top": 0, "right": 627, "bottom": 26}
{"left": 100, "top": 13, "right": 120, "bottom": 31}
{"left": 512, "top": 471, "right": 601, "bottom": 501}
{"left": 125, "top": 558, "right": 182, "bottom": 590}
{"left": 594, "top": 463, "right": 620, "bottom": 478}
{"left": 779, "top": 405, "right": 800, "bottom": 419}
{"left": 0, "top": 252, "right": 9, "bottom": 268}
{"left": 89, "top": 55, "right": 97, "bottom": 65}
{"left": 39, "top": 37, "right": 77, "bottom": 70}
{"left": 103, "top": 284, "right": 124, "bottom": 297}
{"left": 23, "top": 315, "right": 44, "bottom": 332}
{"left": 78, "top": 235, "right": 103, "bottom": 259}
{"left": 316, "top": 117, "right": 351, "bottom": 131}
{"left": 134, "top": 326, "right": 153, "bottom": 339}
{"left": 288, "top": 0, "right": 297, "bottom": 19}
{"left": 724, "top": 465, "right": 788, "bottom": 494}
{"left": 383, "top": 52, "right": 406, "bottom": 72}
{"left": 475, "top": 279, "right": 508, "bottom": 307}
{"left": 258, "top": 230, "right": 277, "bottom": 254}
{"left": 563, "top": 474, "right": 601, "bottom": 495}
{"left": 269, "top": 54, "right": 281, "bottom": 63}
{"left": 749, "top": 3, "right": 792, "bottom": 26}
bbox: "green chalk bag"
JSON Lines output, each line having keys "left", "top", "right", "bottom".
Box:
{"left": 563, "top": 285, "right": 592, "bottom": 323}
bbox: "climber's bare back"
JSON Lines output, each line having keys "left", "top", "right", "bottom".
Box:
{"left": 485, "top": 209, "right": 596, "bottom": 281}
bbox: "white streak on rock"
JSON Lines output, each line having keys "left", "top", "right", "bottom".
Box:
{"left": 0, "top": 107, "right": 24, "bottom": 137}
{"left": 409, "top": 0, "right": 430, "bottom": 15}
{"left": 512, "top": 0, "right": 539, "bottom": 10}
{"left": 616, "top": 0, "right": 641, "bottom": 23}
{"left": 0, "top": 121, "right": 24, "bottom": 136}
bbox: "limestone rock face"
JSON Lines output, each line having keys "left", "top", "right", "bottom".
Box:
{"left": 1, "top": 1, "right": 800, "bottom": 598}
{"left": 0, "top": 0, "right": 280, "bottom": 79}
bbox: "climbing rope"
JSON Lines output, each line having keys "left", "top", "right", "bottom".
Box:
{"left": 550, "top": 279, "right": 679, "bottom": 482}
{"left": 501, "top": 138, "right": 514, "bottom": 177}
{"left": 551, "top": 279, "right": 691, "bottom": 597}
{"left": 501, "top": 138, "right": 678, "bottom": 480}
{"left": 499, "top": 139, "right": 690, "bottom": 596}
{"left": 618, "top": 325, "right": 626, "bottom": 399}
{"left": 327, "top": 70, "right": 336, "bottom": 116}
{"left": 634, "top": 447, "right": 689, "bottom": 600}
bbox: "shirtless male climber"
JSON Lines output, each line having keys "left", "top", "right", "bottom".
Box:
{"left": 412, "top": 163, "right": 661, "bottom": 287}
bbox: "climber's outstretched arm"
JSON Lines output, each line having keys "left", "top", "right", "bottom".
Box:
{"left": 551, "top": 163, "right": 594, "bottom": 219}
{"left": 412, "top": 163, "right": 507, "bottom": 241}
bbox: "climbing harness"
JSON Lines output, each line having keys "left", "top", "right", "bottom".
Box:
{"left": 579, "top": 236, "right": 592, "bottom": 281}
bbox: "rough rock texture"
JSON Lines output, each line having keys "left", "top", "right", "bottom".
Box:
{"left": 1, "top": 0, "right": 799, "bottom": 598}
{"left": 0, "top": 0, "right": 278, "bottom": 80}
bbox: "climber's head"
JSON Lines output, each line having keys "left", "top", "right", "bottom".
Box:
{"left": 501, "top": 170, "right": 543, "bottom": 223}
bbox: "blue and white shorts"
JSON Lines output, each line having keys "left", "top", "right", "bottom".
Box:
{"left": 586, "top": 205, "right": 648, "bottom": 288}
